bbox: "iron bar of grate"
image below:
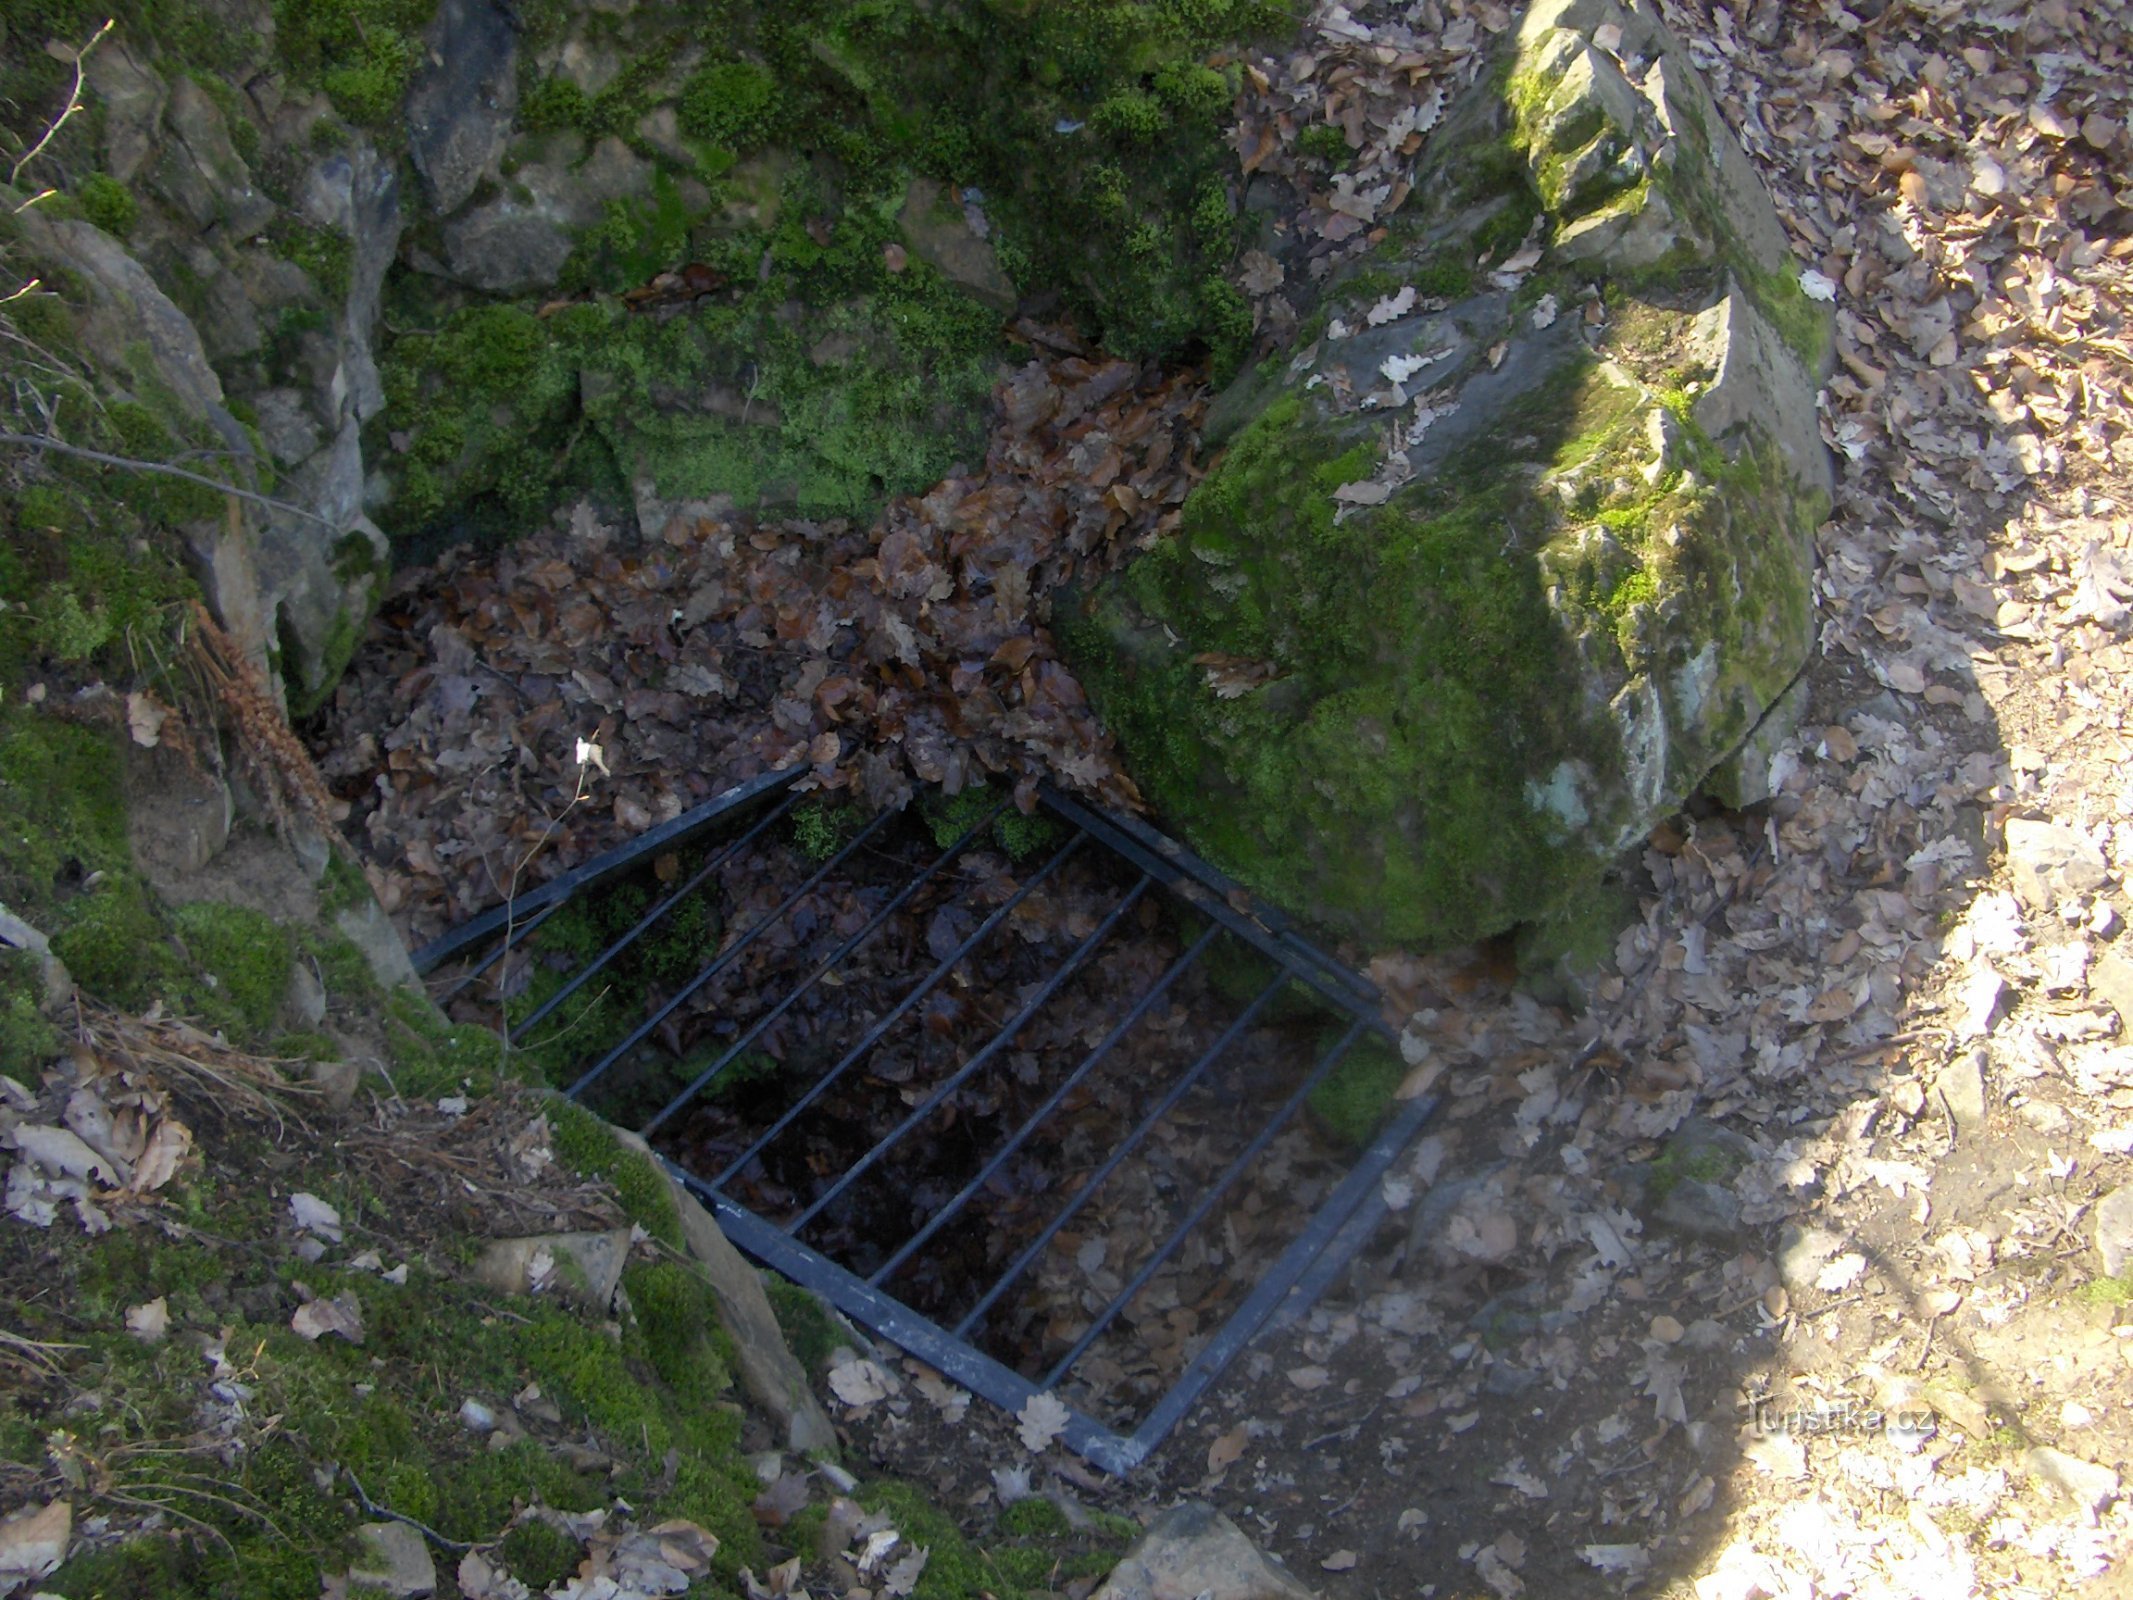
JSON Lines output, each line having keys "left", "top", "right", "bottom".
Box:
{"left": 788, "top": 873, "right": 1152, "bottom": 1236}
{"left": 866, "top": 920, "right": 1221, "bottom": 1288}
{"left": 432, "top": 902, "right": 561, "bottom": 1006}
{"left": 1037, "top": 786, "right": 1381, "bottom": 1014}
{"left": 951, "top": 969, "right": 1290, "bottom": 1339}
{"left": 1037, "top": 1014, "right": 1367, "bottom": 1388}
{"left": 631, "top": 796, "right": 1010, "bottom": 1132}
{"left": 571, "top": 804, "right": 901, "bottom": 1105}
{"left": 1118, "top": 1085, "right": 1438, "bottom": 1461}
{"left": 510, "top": 788, "right": 807, "bottom": 1043}
{"left": 696, "top": 1174, "right": 1148, "bottom": 1471}
{"left": 703, "top": 831, "right": 1090, "bottom": 1181}
{"left": 413, "top": 765, "right": 802, "bottom": 973}
{"left": 413, "top": 775, "right": 1438, "bottom": 1474}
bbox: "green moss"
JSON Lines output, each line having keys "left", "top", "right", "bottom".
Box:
{"left": 1644, "top": 1136, "right": 1741, "bottom": 1201}
{"left": 0, "top": 713, "right": 185, "bottom": 1012}
{"left": 270, "top": 1029, "right": 341, "bottom": 1061}
{"left": 0, "top": 948, "right": 60, "bottom": 1079}
{"left": 792, "top": 798, "right": 864, "bottom": 862}
{"left": 546, "top": 1099, "right": 684, "bottom": 1250}
{"left": 1307, "top": 1032, "right": 1403, "bottom": 1148}
{"left": 303, "top": 925, "right": 382, "bottom": 1006}
{"left": 919, "top": 784, "right": 998, "bottom": 851}
{"left": 1070, "top": 382, "right": 1618, "bottom": 948}
{"left": 622, "top": 1259, "right": 735, "bottom": 1405}
{"left": 851, "top": 1480, "right": 1132, "bottom": 1600}
{"left": 993, "top": 808, "right": 1059, "bottom": 862}
{"left": 520, "top": 76, "right": 591, "bottom": 135}
{"left": 267, "top": 219, "right": 353, "bottom": 303}
{"left": 284, "top": 593, "right": 369, "bottom": 718}
{"left": 997, "top": 1497, "right": 1071, "bottom": 1539}
{"left": 1153, "top": 59, "right": 1232, "bottom": 124}
{"left": 317, "top": 853, "right": 371, "bottom": 919}
{"left": 1297, "top": 123, "right": 1352, "bottom": 166}
{"left": 1089, "top": 87, "right": 1168, "bottom": 144}
{"left": 77, "top": 172, "right": 138, "bottom": 236}
{"left": 378, "top": 220, "right": 1003, "bottom": 535}
{"left": 2079, "top": 1274, "right": 2133, "bottom": 1306}
{"left": 678, "top": 60, "right": 780, "bottom": 151}
{"left": 273, "top": 0, "right": 430, "bottom": 130}
{"left": 48, "top": 882, "right": 170, "bottom": 1009}
{"left": 1410, "top": 255, "right": 1475, "bottom": 299}
{"left": 764, "top": 1278, "right": 841, "bottom": 1372}
{"left": 172, "top": 902, "right": 296, "bottom": 1041}
{"left": 499, "top": 1520, "right": 581, "bottom": 1590}
{"left": 383, "top": 984, "right": 509, "bottom": 1096}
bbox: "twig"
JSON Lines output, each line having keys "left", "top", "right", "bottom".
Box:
{"left": 8, "top": 20, "right": 116, "bottom": 186}
{"left": 342, "top": 1464, "right": 478, "bottom": 1552}
{"left": 0, "top": 430, "right": 335, "bottom": 526}
{"left": 496, "top": 750, "right": 602, "bottom": 1051}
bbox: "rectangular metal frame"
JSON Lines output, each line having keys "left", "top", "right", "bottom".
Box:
{"left": 413, "top": 777, "right": 1436, "bottom": 1473}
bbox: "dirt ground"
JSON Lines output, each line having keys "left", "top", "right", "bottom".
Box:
{"left": 300, "top": 0, "right": 2133, "bottom": 1594}
{"left": 808, "top": 1, "right": 2133, "bottom": 1595}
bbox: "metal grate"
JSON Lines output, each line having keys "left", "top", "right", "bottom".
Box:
{"left": 412, "top": 772, "right": 1437, "bottom": 1473}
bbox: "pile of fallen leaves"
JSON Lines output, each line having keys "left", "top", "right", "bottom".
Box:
{"left": 1224, "top": 0, "right": 1504, "bottom": 348}
{"left": 315, "top": 338, "right": 1205, "bottom": 945}
{"left": 0, "top": 1004, "right": 314, "bottom": 1233}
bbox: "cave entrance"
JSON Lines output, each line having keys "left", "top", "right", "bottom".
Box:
{"left": 412, "top": 770, "right": 1436, "bottom": 1472}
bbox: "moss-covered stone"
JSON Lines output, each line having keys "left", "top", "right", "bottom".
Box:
{"left": 1069, "top": 0, "right": 1829, "bottom": 955}
{"left": 370, "top": 0, "right": 1290, "bottom": 543}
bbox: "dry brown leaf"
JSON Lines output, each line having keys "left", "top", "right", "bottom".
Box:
{"left": 290, "top": 1294, "right": 364, "bottom": 1344}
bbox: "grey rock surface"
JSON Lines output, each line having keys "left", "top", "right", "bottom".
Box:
{"left": 406, "top": 0, "right": 519, "bottom": 215}
{"left": 1776, "top": 1224, "right": 1846, "bottom": 1291}
{"left": 610, "top": 1126, "right": 840, "bottom": 1455}
{"left": 2092, "top": 948, "right": 2133, "bottom": 1026}
{"left": 1655, "top": 1176, "right": 1743, "bottom": 1241}
{"left": 350, "top": 1522, "right": 436, "bottom": 1597}
{"left": 2096, "top": 1186, "right": 2133, "bottom": 1279}
{"left": 1934, "top": 1051, "right": 1989, "bottom": 1131}
{"left": 441, "top": 136, "right": 650, "bottom": 293}
{"left": 2024, "top": 1446, "right": 2120, "bottom": 1526}
{"left": 899, "top": 176, "right": 1018, "bottom": 312}
{"left": 153, "top": 77, "right": 274, "bottom": 238}
{"left": 2005, "top": 818, "right": 2110, "bottom": 911}
{"left": 1092, "top": 1503, "right": 1317, "bottom": 1600}
{"left": 473, "top": 1229, "right": 634, "bottom": 1310}
{"left": 85, "top": 37, "right": 169, "bottom": 184}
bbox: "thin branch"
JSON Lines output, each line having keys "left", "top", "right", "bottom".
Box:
{"left": 342, "top": 1465, "right": 478, "bottom": 1552}
{"left": 8, "top": 19, "right": 116, "bottom": 186}
{"left": 0, "top": 430, "right": 335, "bottom": 526}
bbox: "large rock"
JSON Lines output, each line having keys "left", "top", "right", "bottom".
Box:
{"left": 1070, "top": 0, "right": 1831, "bottom": 949}
{"left": 610, "top": 1126, "right": 840, "bottom": 1456}
{"left": 72, "top": 42, "right": 404, "bottom": 717}
{"left": 1093, "top": 1504, "right": 1317, "bottom": 1600}
{"left": 83, "top": 37, "right": 169, "bottom": 185}
{"left": 439, "top": 135, "right": 651, "bottom": 294}
{"left": 12, "top": 210, "right": 278, "bottom": 671}
{"left": 150, "top": 77, "right": 275, "bottom": 239}
{"left": 899, "top": 177, "right": 1018, "bottom": 312}
{"left": 405, "top": 0, "right": 520, "bottom": 215}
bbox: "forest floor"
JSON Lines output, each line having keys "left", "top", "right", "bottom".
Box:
{"left": 304, "top": 1, "right": 2133, "bottom": 1597}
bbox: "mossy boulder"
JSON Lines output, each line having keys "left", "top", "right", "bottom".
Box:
{"left": 1069, "top": 0, "right": 1831, "bottom": 952}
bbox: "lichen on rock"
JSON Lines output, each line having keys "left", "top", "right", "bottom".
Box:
{"left": 1069, "top": 0, "right": 1833, "bottom": 953}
